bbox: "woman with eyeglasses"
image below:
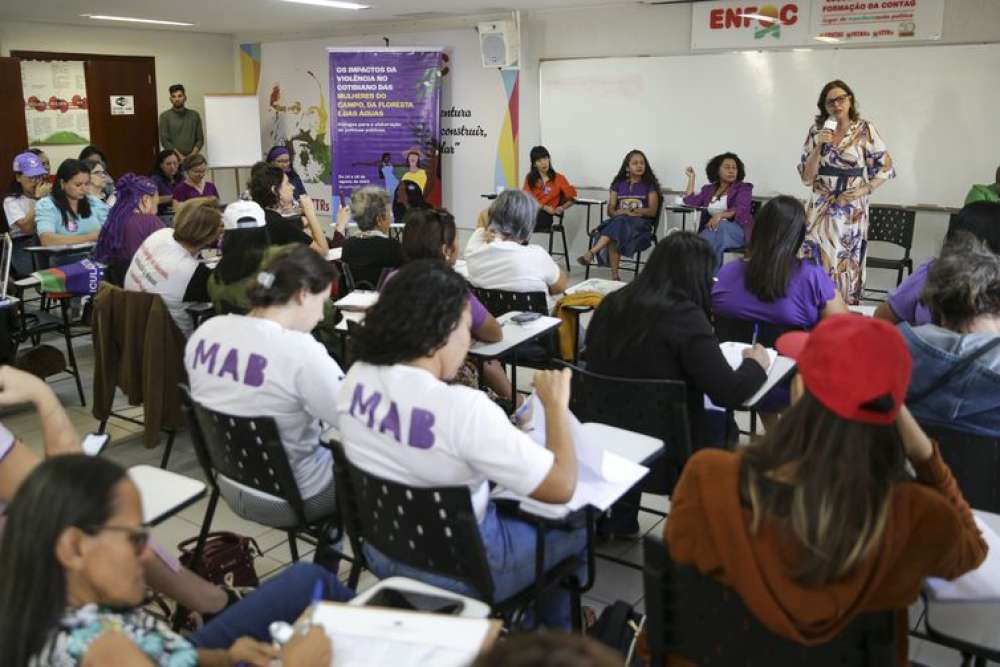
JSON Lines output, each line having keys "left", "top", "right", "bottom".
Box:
{"left": 0, "top": 455, "right": 347, "bottom": 667}
{"left": 172, "top": 154, "right": 220, "bottom": 210}
{"left": 798, "top": 80, "right": 895, "bottom": 305}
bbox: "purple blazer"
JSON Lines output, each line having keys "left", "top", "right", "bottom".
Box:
{"left": 683, "top": 181, "right": 754, "bottom": 240}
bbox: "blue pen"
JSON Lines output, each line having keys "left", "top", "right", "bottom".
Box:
{"left": 751, "top": 323, "right": 759, "bottom": 346}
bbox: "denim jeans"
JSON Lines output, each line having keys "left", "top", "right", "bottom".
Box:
{"left": 363, "top": 503, "right": 587, "bottom": 629}
{"left": 699, "top": 220, "right": 745, "bottom": 273}
{"left": 190, "top": 562, "right": 354, "bottom": 648}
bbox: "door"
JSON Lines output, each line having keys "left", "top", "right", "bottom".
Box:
{"left": 12, "top": 51, "right": 159, "bottom": 178}
{"left": 0, "top": 58, "right": 30, "bottom": 194}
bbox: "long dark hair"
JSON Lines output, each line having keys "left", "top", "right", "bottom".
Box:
{"left": 356, "top": 259, "right": 469, "bottom": 365}
{"left": 740, "top": 392, "right": 907, "bottom": 584}
{"left": 216, "top": 227, "right": 272, "bottom": 284}
{"left": 588, "top": 232, "right": 714, "bottom": 360}
{"left": 814, "top": 79, "right": 860, "bottom": 128}
{"left": 78, "top": 144, "right": 109, "bottom": 169}
{"left": 610, "top": 149, "right": 661, "bottom": 193}
{"left": 947, "top": 201, "right": 1000, "bottom": 253}
{"left": 392, "top": 180, "right": 428, "bottom": 222}
{"left": 744, "top": 196, "right": 808, "bottom": 302}
{"left": 526, "top": 145, "right": 557, "bottom": 189}
{"left": 248, "top": 244, "right": 338, "bottom": 308}
{"left": 0, "top": 455, "right": 128, "bottom": 667}
{"left": 401, "top": 208, "right": 457, "bottom": 263}
{"left": 250, "top": 164, "right": 285, "bottom": 210}
{"left": 51, "top": 159, "right": 93, "bottom": 227}
{"left": 151, "top": 149, "right": 181, "bottom": 184}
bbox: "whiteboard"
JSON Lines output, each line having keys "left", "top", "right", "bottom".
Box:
{"left": 540, "top": 44, "right": 1000, "bottom": 208}
{"left": 204, "top": 95, "right": 263, "bottom": 168}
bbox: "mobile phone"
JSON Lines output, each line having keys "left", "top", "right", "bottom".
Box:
{"left": 365, "top": 587, "right": 465, "bottom": 615}
{"left": 511, "top": 312, "right": 543, "bottom": 324}
{"left": 82, "top": 432, "right": 111, "bottom": 456}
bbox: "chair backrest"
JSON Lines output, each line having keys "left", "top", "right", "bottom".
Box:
{"left": 750, "top": 198, "right": 763, "bottom": 217}
{"left": 470, "top": 286, "right": 549, "bottom": 317}
{"left": 713, "top": 314, "right": 800, "bottom": 349}
{"left": 179, "top": 385, "right": 308, "bottom": 522}
{"left": 565, "top": 363, "right": 691, "bottom": 494}
{"left": 326, "top": 438, "right": 496, "bottom": 601}
{"left": 921, "top": 424, "right": 1000, "bottom": 513}
{"left": 642, "top": 536, "right": 897, "bottom": 667}
{"left": 867, "top": 206, "right": 916, "bottom": 254}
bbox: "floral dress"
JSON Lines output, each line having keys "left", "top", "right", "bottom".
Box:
{"left": 798, "top": 119, "right": 895, "bottom": 304}
{"left": 31, "top": 604, "right": 198, "bottom": 667}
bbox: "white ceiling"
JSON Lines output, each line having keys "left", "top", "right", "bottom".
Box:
{"left": 1, "top": 0, "right": 648, "bottom": 36}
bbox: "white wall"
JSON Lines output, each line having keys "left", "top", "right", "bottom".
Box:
{"left": 0, "top": 20, "right": 237, "bottom": 166}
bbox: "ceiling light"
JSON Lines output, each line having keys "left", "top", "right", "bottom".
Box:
{"left": 83, "top": 14, "right": 194, "bottom": 26}
{"left": 281, "top": 0, "right": 370, "bottom": 9}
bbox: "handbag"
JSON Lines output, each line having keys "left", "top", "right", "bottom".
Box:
{"left": 177, "top": 531, "right": 262, "bottom": 588}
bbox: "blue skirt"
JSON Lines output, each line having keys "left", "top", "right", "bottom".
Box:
{"left": 592, "top": 215, "right": 654, "bottom": 263}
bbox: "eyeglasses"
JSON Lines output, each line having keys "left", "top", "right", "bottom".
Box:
{"left": 89, "top": 525, "right": 150, "bottom": 555}
{"left": 825, "top": 93, "right": 850, "bottom": 109}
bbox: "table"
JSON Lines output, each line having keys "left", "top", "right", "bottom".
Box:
{"left": 662, "top": 204, "right": 703, "bottom": 232}
{"left": 350, "top": 576, "right": 492, "bottom": 619}
{"left": 565, "top": 278, "right": 627, "bottom": 296}
{"left": 334, "top": 289, "right": 379, "bottom": 312}
{"left": 468, "top": 311, "right": 561, "bottom": 359}
{"left": 25, "top": 242, "right": 96, "bottom": 271}
{"left": 128, "top": 464, "right": 206, "bottom": 526}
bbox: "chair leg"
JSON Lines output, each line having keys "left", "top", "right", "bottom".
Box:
{"left": 288, "top": 531, "right": 300, "bottom": 562}
{"left": 60, "top": 299, "right": 86, "bottom": 406}
{"left": 159, "top": 431, "right": 176, "bottom": 469}
{"left": 559, "top": 226, "right": 570, "bottom": 272}
{"left": 97, "top": 419, "right": 108, "bottom": 434}
{"left": 347, "top": 560, "right": 363, "bottom": 590}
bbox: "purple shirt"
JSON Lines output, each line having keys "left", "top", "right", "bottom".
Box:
{"left": 887, "top": 261, "right": 933, "bottom": 326}
{"left": 172, "top": 180, "right": 219, "bottom": 203}
{"left": 123, "top": 213, "right": 167, "bottom": 263}
{"left": 683, "top": 181, "right": 755, "bottom": 239}
{"left": 712, "top": 259, "right": 836, "bottom": 328}
{"left": 612, "top": 179, "right": 653, "bottom": 215}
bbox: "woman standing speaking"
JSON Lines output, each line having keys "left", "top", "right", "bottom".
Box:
{"left": 798, "top": 80, "right": 895, "bottom": 304}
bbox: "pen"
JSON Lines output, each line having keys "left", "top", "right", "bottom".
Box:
{"left": 751, "top": 323, "right": 759, "bottom": 346}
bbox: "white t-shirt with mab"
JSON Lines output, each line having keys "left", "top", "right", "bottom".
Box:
{"left": 2, "top": 195, "right": 35, "bottom": 238}
{"left": 465, "top": 228, "right": 561, "bottom": 305}
{"left": 185, "top": 315, "right": 345, "bottom": 499}
{"left": 335, "top": 363, "right": 554, "bottom": 523}
{"left": 125, "top": 228, "right": 202, "bottom": 337}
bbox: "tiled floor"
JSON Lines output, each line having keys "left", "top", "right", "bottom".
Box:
{"left": 5, "top": 266, "right": 986, "bottom": 665}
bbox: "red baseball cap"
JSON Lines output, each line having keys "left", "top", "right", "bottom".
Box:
{"left": 775, "top": 315, "right": 911, "bottom": 425}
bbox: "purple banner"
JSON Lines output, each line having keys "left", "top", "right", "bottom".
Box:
{"left": 328, "top": 49, "right": 443, "bottom": 211}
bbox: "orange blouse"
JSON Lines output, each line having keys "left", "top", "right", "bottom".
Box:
{"left": 523, "top": 172, "right": 577, "bottom": 209}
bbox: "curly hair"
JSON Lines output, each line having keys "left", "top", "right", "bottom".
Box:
{"left": 249, "top": 163, "right": 285, "bottom": 210}
{"left": 355, "top": 259, "right": 469, "bottom": 365}
{"left": 922, "top": 232, "right": 1000, "bottom": 328}
{"left": 705, "top": 152, "right": 746, "bottom": 184}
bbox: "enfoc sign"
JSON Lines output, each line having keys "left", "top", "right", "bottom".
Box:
{"left": 692, "top": 1, "right": 811, "bottom": 49}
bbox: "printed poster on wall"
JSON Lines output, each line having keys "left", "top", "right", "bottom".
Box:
{"left": 20, "top": 60, "right": 91, "bottom": 145}
{"left": 328, "top": 48, "right": 444, "bottom": 211}
{"left": 691, "top": 1, "right": 811, "bottom": 50}
{"left": 810, "top": 0, "right": 944, "bottom": 43}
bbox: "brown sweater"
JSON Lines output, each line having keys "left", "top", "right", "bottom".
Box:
{"left": 664, "top": 445, "right": 987, "bottom": 665}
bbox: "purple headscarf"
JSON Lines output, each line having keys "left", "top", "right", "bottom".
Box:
{"left": 266, "top": 146, "right": 291, "bottom": 163}
{"left": 94, "top": 173, "right": 158, "bottom": 264}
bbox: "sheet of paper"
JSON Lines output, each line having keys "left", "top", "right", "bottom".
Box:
{"left": 926, "top": 514, "right": 1000, "bottom": 602}
{"left": 310, "top": 602, "right": 492, "bottom": 667}
{"left": 334, "top": 289, "right": 379, "bottom": 311}
{"left": 719, "top": 341, "right": 777, "bottom": 370}
{"left": 565, "top": 278, "right": 627, "bottom": 296}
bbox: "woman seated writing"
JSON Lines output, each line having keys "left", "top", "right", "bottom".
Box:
{"left": 34, "top": 159, "right": 109, "bottom": 262}
{"left": 902, "top": 233, "right": 1000, "bottom": 437}
{"left": 0, "top": 455, "right": 345, "bottom": 667}
{"left": 342, "top": 186, "right": 403, "bottom": 289}
{"left": 399, "top": 207, "right": 515, "bottom": 404}
{"left": 466, "top": 189, "right": 568, "bottom": 309}
{"left": 578, "top": 150, "right": 660, "bottom": 281}
{"left": 523, "top": 145, "right": 576, "bottom": 234}
{"left": 876, "top": 201, "right": 1000, "bottom": 326}
{"left": 172, "top": 154, "right": 219, "bottom": 210}
{"left": 94, "top": 174, "right": 166, "bottom": 286}
{"left": 665, "top": 316, "right": 986, "bottom": 663}
{"left": 189, "top": 246, "right": 344, "bottom": 530}
{"left": 585, "top": 232, "right": 770, "bottom": 537}
{"left": 125, "top": 203, "right": 223, "bottom": 337}
{"left": 336, "top": 260, "right": 585, "bottom": 629}
{"left": 683, "top": 152, "right": 754, "bottom": 273}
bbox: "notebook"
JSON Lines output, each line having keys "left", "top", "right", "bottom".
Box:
{"left": 717, "top": 342, "right": 797, "bottom": 408}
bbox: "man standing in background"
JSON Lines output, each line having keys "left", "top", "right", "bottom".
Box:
{"left": 159, "top": 84, "right": 204, "bottom": 160}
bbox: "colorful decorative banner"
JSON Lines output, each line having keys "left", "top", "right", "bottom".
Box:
{"left": 691, "top": 1, "right": 811, "bottom": 50}
{"left": 20, "top": 60, "right": 91, "bottom": 145}
{"left": 494, "top": 70, "right": 519, "bottom": 191}
{"left": 240, "top": 43, "right": 262, "bottom": 94}
{"left": 328, "top": 48, "right": 444, "bottom": 210}
{"left": 810, "top": 0, "right": 944, "bottom": 44}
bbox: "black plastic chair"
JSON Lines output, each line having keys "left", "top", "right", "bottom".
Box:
{"left": 722, "top": 197, "right": 764, "bottom": 260}
{"left": 584, "top": 191, "right": 664, "bottom": 280}
{"left": 642, "top": 536, "right": 897, "bottom": 666}
{"left": 470, "top": 286, "right": 549, "bottom": 319}
{"left": 327, "top": 437, "right": 586, "bottom": 628}
{"left": 564, "top": 363, "right": 690, "bottom": 569}
{"left": 180, "top": 386, "right": 347, "bottom": 576}
{"left": 864, "top": 206, "right": 916, "bottom": 298}
{"left": 921, "top": 425, "right": 1000, "bottom": 513}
